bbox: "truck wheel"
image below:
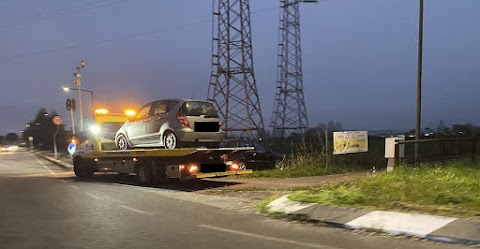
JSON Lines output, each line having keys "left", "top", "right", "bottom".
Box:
{"left": 163, "top": 131, "right": 178, "bottom": 149}
{"left": 136, "top": 163, "right": 153, "bottom": 185}
{"left": 73, "top": 157, "right": 95, "bottom": 178}
{"left": 116, "top": 134, "right": 129, "bottom": 151}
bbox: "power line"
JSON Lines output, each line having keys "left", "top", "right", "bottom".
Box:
{"left": 0, "top": 0, "right": 130, "bottom": 29}
{"left": 0, "top": 6, "right": 276, "bottom": 62}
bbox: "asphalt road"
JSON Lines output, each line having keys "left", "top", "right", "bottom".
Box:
{"left": 0, "top": 151, "right": 472, "bottom": 249}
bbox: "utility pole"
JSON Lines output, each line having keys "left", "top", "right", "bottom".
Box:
{"left": 74, "top": 60, "right": 85, "bottom": 132}
{"left": 271, "top": 0, "right": 316, "bottom": 138}
{"left": 415, "top": 0, "right": 424, "bottom": 161}
{"left": 208, "top": 0, "right": 266, "bottom": 142}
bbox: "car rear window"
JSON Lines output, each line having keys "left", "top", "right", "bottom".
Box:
{"left": 180, "top": 101, "right": 218, "bottom": 117}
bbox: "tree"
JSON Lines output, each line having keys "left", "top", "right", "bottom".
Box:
{"left": 436, "top": 120, "right": 446, "bottom": 135}
{"left": 22, "top": 108, "right": 69, "bottom": 150}
{"left": 451, "top": 123, "right": 473, "bottom": 136}
{"left": 5, "top": 133, "right": 19, "bottom": 144}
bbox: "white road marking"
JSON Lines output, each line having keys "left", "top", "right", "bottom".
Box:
{"left": 267, "top": 195, "right": 315, "bottom": 214}
{"left": 60, "top": 179, "right": 67, "bottom": 183}
{"left": 86, "top": 193, "right": 102, "bottom": 200}
{"left": 118, "top": 205, "right": 154, "bottom": 215}
{"left": 32, "top": 155, "right": 57, "bottom": 177}
{"left": 198, "top": 224, "right": 340, "bottom": 249}
{"left": 70, "top": 185, "right": 80, "bottom": 190}
{"left": 345, "top": 211, "right": 457, "bottom": 238}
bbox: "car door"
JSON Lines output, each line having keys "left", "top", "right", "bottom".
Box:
{"left": 144, "top": 101, "right": 168, "bottom": 144}
{"left": 126, "top": 103, "right": 151, "bottom": 145}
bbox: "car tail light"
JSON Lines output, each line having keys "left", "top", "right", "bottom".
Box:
{"left": 230, "top": 163, "right": 239, "bottom": 171}
{"left": 176, "top": 112, "right": 189, "bottom": 127}
{"left": 188, "top": 164, "right": 198, "bottom": 173}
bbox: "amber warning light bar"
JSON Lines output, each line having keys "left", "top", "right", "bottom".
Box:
{"left": 94, "top": 108, "right": 136, "bottom": 117}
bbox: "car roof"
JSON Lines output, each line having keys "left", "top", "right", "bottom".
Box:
{"left": 144, "top": 98, "right": 212, "bottom": 105}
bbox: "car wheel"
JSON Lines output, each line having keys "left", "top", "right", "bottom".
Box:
{"left": 163, "top": 131, "right": 178, "bottom": 149}
{"left": 116, "top": 134, "right": 129, "bottom": 151}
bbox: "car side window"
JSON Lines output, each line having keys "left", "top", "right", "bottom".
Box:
{"left": 167, "top": 101, "right": 178, "bottom": 112}
{"left": 151, "top": 102, "right": 168, "bottom": 116}
{"left": 136, "top": 104, "right": 151, "bottom": 120}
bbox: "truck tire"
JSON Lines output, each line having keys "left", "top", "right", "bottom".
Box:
{"left": 136, "top": 163, "right": 153, "bottom": 185}
{"left": 73, "top": 157, "right": 95, "bottom": 178}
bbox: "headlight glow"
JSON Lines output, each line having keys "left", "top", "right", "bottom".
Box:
{"left": 90, "top": 125, "right": 101, "bottom": 135}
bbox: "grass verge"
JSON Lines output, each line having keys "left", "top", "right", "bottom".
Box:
{"left": 289, "top": 161, "right": 480, "bottom": 220}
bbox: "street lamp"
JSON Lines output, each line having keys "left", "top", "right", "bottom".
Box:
{"left": 62, "top": 87, "right": 94, "bottom": 109}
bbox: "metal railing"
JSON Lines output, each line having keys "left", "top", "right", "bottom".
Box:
{"left": 395, "top": 137, "right": 478, "bottom": 165}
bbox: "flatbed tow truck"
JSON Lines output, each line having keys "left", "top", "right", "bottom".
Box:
{"left": 72, "top": 108, "right": 253, "bottom": 185}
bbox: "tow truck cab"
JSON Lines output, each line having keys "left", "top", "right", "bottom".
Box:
{"left": 83, "top": 108, "right": 135, "bottom": 151}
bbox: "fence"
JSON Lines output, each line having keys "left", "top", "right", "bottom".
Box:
{"left": 394, "top": 137, "right": 478, "bottom": 165}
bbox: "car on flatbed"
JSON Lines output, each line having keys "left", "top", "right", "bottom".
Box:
{"left": 115, "top": 99, "right": 225, "bottom": 150}
{"left": 72, "top": 106, "right": 252, "bottom": 184}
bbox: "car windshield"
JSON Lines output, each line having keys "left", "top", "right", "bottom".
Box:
{"left": 101, "top": 122, "right": 124, "bottom": 135}
{"left": 180, "top": 101, "right": 218, "bottom": 117}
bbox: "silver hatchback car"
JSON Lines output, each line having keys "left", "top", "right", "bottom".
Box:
{"left": 115, "top": 99, "right": 225, "bottom": 150}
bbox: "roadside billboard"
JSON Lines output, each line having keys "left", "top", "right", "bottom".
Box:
{"left": 333, "top": 131, "right": 368, "bottom": 155}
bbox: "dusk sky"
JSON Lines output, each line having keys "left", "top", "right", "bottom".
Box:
{"left": 0, "top": 0, "right": 479, "bottom": 135}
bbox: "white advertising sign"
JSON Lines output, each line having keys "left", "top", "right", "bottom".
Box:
{"left": 333, "top": 131, "right": 368, "bottom": 155}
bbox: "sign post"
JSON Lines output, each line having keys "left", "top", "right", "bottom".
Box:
{"left": 28, "top": 136, "right": 34, "bottom": 150}
{"left": 66, "top": 98, "right": 76, "bottom": 135}
{"left": 52, "top": 115, "right": 63, "bottom": 159}
{"left": 67, "top": 142, "right": 76, "bottom": 155}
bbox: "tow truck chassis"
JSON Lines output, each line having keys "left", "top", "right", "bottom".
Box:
{"left": 73, "top": 147, "right": 253, "bottom": 185}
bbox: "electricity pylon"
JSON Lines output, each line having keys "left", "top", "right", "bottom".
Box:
{"left": 271, "top": 0, "right": 316, "bottom": 138}
{"left": 208, "top": 0, "right": 266, "bottom": 142}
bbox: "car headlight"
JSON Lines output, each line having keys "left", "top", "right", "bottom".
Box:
{"left": 90, "top": 125, "right": 101, "bottom": 135}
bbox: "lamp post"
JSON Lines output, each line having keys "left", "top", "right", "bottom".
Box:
{"left": 415, "top": 0, "right": 424, "bottom": 162}
{"left": 62, "top": 87, "right": 94, "bottom": 111}
{"left": 73, "top": 61, "right": 85, "bottom": 131}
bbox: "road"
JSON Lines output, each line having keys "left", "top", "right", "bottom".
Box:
{"left": 0, "top": 151, "right": 471, "bottom": 249}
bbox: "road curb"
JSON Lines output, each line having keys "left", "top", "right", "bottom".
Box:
{"left": 267, "top": 195, "right": 480, "bottom": 246}
{"left": 34, "top": 152, "right": 74, "bottom": 170}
